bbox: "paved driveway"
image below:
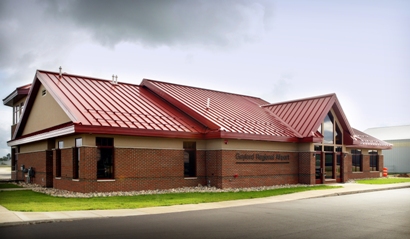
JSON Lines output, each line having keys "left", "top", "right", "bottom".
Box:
{"left": 0, "top": 167, "right": 11, "bottom": 180}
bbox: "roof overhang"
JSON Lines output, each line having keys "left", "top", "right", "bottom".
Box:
{"left": 345, "top": 143, "right": 393, "bottom": 150}
{"left": 7, "top": 124, "right": 75, "bottom": 147}
{"left": 3, "top": 84, "right": 31, "bottom": 107}
{"left": 74, "top": 124, "right": 205, "bottom": 139}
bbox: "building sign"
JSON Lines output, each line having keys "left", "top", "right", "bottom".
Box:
{"left": 235, "top": 153, "right": 289, "bottom": 162}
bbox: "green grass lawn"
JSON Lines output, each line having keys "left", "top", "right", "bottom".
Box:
{"left": 355, "top": 177, "right": 410, "bottom": 184}
{"left": 0, "top": 183, "right": 23, "bottom": 189}
{"left": 0, "top": 185, "right": 339, "bottom": 212}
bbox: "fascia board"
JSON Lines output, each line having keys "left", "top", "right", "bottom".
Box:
{"left": 7, "top": 125, "right": 75, "bottom": 146}
{"left": 74, "top": 125, "right": 206, "bottom": 139}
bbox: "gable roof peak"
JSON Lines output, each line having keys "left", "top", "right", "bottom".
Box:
{"left": 262, "top": 93, "right": 336, "bottom": 108}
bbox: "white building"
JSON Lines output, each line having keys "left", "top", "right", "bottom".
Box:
{"left": 365, "top": 125, "right": 410, "bottom": 173}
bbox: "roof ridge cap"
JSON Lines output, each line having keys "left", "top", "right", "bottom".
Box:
{"left": 37, "top": 69, "right": 140, "bottom": 87}
{"left": 143, "top": 79, "right": 266, "bottom": 101}
{"left": 262, "top": 93, "right": 336, "bottom": 107}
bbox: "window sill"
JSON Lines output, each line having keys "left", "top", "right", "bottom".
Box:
{"left": 97, "top": 179, "right": 115, "bottom": 182}
{"left": 352, "top": 172, "right": 363, "bottom": 173}
{"left": 184, "top": 177, "right": 197, "bottom": 180}
{"left": 55, "top": 177, "right": 61, "bottom": 179}
{"left": 72, "top": 179, "right": 79, "bottom": 181}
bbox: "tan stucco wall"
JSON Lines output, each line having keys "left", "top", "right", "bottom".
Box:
{"left": 20, "top": 140, "right": 48, "bottom": 153}
{"left": 54, "top": 134, "right": 301, "bottom": 152}
{"left": 22, "top": 84, "right": 71, "bottom": 135}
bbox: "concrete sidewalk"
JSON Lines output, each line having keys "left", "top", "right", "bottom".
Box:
{"left": 1, "top": 182, "right": 410, "bottom": 226}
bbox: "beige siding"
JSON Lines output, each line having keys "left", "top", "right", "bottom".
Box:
{"left": 22, "top": 84, "right": 71, "bottom": 135}
{"left": 55, "top": 134, "right": 300, "bottom": 152}
{"left": 20, "top": 140, "right": 48, "bottom": 153}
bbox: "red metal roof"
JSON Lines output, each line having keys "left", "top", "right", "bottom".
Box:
{"left": 141, "top": 79, "right": 301, "bottom": 141}
{"left": 263, "top": 94, "right": 354, "bottom": 139}
{"left": 349, "top": 128, "right": 393, "bottom": 149}
{"left": 10, "top": 70, "right": 390, "bottom": 149}
{"left": 14, "top": 70, "right": 207, "bottom": 139}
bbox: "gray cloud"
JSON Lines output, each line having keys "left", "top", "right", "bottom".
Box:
{"left": 43, "top": 0, "right": 274, "bottom": 47}
{"left": 0, "top": 0, "right": 273, "bottom": 88}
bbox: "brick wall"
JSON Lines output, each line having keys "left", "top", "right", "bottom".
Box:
{"left": 344, "top": 154, "right": 383, "bottom": 181}
{"left": 18, "top": 146, "right": 384, "bottom": 193}
{"left": 211, "top": 150, "right": 299, "bottom": 188}
{"left": 205, "top": 150, "right": 223, "bottom": 188}
{"left": 53, "top": 147, "right": 207, "bottom": 193}
{"left": 298, "top": 152, "right": 315, "bottom": 184}
{"left": 15, "top": 150, "right": 53, "bottom": 187}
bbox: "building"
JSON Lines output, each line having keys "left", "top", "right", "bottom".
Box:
{"left": 365, "top": 125, "right": 410, "bottom": 173}
{"left": 2, "top": 69, "right": 392, "bottom": 192}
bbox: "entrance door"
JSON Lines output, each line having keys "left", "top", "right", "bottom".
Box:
{"left": 315, "top": 153, "right": 322, "bottom": 184}
{"left": 325, "top": 153, "right": 334, "bottom": 179}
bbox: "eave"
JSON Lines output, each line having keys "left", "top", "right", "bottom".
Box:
{"left": 8, "top": 124, "right": 75, "bottom": 147}
{"left": 3, "top": 84, "right": 31, "bottom": 107}
{"left": 345, "top": 143, "right": 393, "bottom": 150}
{"left": 210, "top": 131, "right": 300, "bottom": 143}
{"left": 74, "top": 124, "right": 205, "bottom": 139}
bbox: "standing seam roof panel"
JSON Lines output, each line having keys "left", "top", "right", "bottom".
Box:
{"left": 144, "top": 80, "right": 299, "bottom": 138}
{"left": 36, "top": 71, "right": 203, "bottom": 134}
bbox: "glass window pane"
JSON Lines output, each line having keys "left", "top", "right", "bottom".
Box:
{"left": 323, "top": 112, "right": 334, "bottom": 144}
{"left": 335, "top": 123, "right": 342, "bottom": 144}
{"left": 325, "top": 153, "right": 333, "bottom": 179}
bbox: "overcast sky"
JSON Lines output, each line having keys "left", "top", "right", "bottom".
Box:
{"left": 0, "top": 0, "right": 409, "bottom": 156}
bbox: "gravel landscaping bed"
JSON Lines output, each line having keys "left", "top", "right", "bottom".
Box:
{"left": 12, "top": 182, "right": 320, "bottom": 198}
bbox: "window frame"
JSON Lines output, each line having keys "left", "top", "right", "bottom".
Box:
{"left": 369, "top": 150, "right": 379, "bottom": 171}
{"left": 55, "top": 141, "right": 63, "bottom": 178}
{"left": 183, "top": 142, "right": 196, "bottom": 178}
{"left": 96, "top": 137, "right": 114, "bottom": 179}
{"left": 72, "top": 138, "right": 82, "bottom": 179}
{"left": 351, "top": 149, "right": 362, "bottom": 172}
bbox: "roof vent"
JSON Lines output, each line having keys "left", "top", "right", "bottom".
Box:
{"left": 59, "top": 66, "right": 62, "bottom": 77}
{"left": 112, "top": 74, "right": 118, "bottom": 84}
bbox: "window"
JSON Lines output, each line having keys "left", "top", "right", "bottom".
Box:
{"left": 11, "top": 148, "right": 16, "bottom": 171}
{"left": 323, "top": 112, "right": 334, "bottom": 144}
{"left": 73, "top": 138, "right": 82, "bottom": 179}
{"left": 351, "top": 149, "right": 362, "bottom": 172}
{"left": 335, "top": 123, "right": 342, "bottom": 144}
{"left": 13, "top": 102, "right": 24, "bottom": 124}
{"left": 56, "top": 141, "right": 63, "bottom": 177}
{"left": 96, "top": 137, "right": 114, "bottom": 179}
{"left": 369, "top": 150, "right": 379, "bottom": 171}
{"left": 183, "top": 142, "right": 196, "bottom": 177}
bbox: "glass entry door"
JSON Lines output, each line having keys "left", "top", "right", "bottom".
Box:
{"left": 325, "top": 153, "right": 334, "bottom": 179}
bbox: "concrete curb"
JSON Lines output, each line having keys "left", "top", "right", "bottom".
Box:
{"left": 310, "top": 184, "right": 410, "bottom": 198}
